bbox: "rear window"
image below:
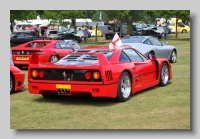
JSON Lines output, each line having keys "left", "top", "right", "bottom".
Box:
{"left": 25, "top": 42, "right": 51, "bottom": 48}
{"left": 121, "top": 37, "right": 145, "bottom": 43}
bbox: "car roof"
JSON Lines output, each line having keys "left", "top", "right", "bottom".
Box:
{"left": 64, "top": 40, "right": 75, "bottom": 42}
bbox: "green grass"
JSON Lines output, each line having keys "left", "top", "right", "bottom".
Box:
{"left": 10, "top": 33, "right": 190, "bottom": 129}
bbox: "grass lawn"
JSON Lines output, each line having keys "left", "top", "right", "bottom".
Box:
{"left": 10, "top": 32, "right": 190, "bottom": 129}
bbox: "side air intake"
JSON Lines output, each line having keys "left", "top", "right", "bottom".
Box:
{"left": 105, "top": 70, "right": 113, "bottom": 81}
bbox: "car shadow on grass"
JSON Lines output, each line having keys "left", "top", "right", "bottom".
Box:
{"left": 10, "top": 88, "right": 26, "bottom": 95}
{"left": 31, "top": 81, "right": 173, "bottom": 106}
{"left": 33, "top": 94, "right": 119, "bottom": 107}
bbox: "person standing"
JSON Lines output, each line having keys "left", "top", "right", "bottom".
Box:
{"left": 83, "top": 29, "right": 88, "bottom": 44}
{"left": 41, "top": 28, "right": 45, "bottom": 40}
{"left": 164, "top": 26, "right": 168, "bottom": 40}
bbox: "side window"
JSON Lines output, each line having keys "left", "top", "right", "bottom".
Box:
{"left": 54, "top": 42, "right": 62, "bottom": 49}
{"left": 149, "top": 37, "right": 162, "bottom": 46}
{"left": 71, "top": 42, "right": 81, "bottom": 49}
{"left": 119, "top": 51, "right": 131, "bottom": 62}
{"left": 24, "top": 33, "right": 32, "bottom": 37}
{"left": 143, "top": 38, "right": 152, "bottom": 45}
{"left": 16, "top": 33, "right": 24, "bottom": 38}
{"left": 30, "top": 32, "right": 37, "bottom": 37}
{"left": 123, "top": 48, "right": 144, "bottom": 62}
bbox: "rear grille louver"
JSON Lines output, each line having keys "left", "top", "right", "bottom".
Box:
{"left": 105, "top": 70, "right": 113, "bottom": 81}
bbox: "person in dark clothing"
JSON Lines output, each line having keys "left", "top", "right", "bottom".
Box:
{"left": 83, "top": 29, "right": 88, "bottom": 44}
{"left": 164, "top": 26, "right": 168, "bottom": 40}
{"left": 41, "top": 28, "right": 45, "bottom": 39}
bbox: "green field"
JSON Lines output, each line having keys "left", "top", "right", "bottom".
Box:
{"left": 10, "top": 33, "right": 190, "bottom": 129}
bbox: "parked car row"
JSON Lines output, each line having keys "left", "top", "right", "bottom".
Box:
{"left": 10, "top": 29, "right": 92, "bottom": 46}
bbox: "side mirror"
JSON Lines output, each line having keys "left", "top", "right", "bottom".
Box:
{"left": 150, "top": 55, "right": 157, "bottom": 60}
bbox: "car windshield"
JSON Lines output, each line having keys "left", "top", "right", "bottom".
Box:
{"left": 121, "top": 36, "right": 145, "bottom": 43}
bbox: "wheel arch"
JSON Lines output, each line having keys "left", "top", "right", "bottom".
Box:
{"left": 48, "top": 54, "right": 60, "bottom": 62}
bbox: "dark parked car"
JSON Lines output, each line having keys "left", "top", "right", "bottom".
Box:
{"left": 10, "top": 31, "right": 42, "bottom": 46}
{"left": 57, "top": 33, "right": 82, "bottom": 43}
{"left": 133, "top": 24, "right": 143, "bottom": 33}
{"left": 134, "top": 28, "right": 162, "bottom": 39}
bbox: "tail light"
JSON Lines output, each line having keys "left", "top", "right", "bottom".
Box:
{"left": 31, "top": 70, "right": 38, "bottom": 78}
{"left": 84, "top": 72, "right": 92, "bottom": 80}
{"left": 31, "top": 70, "right": 45, "bottom": 78}
{"left": 93, "top": 72, "right": 100, "bottom": 80}
{"left": 38, "top": 71, "right": 45, "bottom": 78}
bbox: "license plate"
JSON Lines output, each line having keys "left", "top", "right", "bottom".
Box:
{"left": 16, "top": 57, "right": 29, "bottom": 60}
{"left": 56, "top": 84, "right": 71, "bottom": 89}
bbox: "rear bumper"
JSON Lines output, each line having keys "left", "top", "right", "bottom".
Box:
{"left": 12, "top": 55, "right": 32, "bottom": 66}
{"left": 28, "top": 82, "right": 118, "bottom": 98}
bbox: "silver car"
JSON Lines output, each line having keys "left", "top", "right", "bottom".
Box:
{"left": 121, "top": 36, "right": 177, "bottom": 63}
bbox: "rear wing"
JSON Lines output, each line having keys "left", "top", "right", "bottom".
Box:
{"left": 29, "top": 51, "right": 112, "bottom": 67}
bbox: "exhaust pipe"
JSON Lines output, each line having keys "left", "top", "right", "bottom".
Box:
{"left": 58, "top": 89, "right": 70, "bottom": 94}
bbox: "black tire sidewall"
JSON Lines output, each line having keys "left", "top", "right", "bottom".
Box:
{"left": 170, "top": 50, "right": 176, "bottom": 63}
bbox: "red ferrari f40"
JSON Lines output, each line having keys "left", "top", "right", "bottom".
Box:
{"left": 28, "top": 46, "right": 172, "bottom": 102}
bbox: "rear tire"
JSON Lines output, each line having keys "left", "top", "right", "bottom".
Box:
{"left": 182, "top": 29, "right": 187, "bottom": 33}
{"left": 116, "top": 71, "right": 132, "bottom": 102}
{"left": 49, "top": 55, "right": 59, "bottom": 62}
{"left": 159, "top": 63, "right": 169, "bottom": 86}
{"left": 169, "top": 50, "right": 177, "bottom": 63}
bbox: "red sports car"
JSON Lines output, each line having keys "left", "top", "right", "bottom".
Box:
{"left": 10, "top": 64, "right": 25, "bottom": 92}
{"left": 11, "top": 40, "right": 74, "bottom": 68}
{"left": 28, "top": 45, "right": 172, "bottom": 102}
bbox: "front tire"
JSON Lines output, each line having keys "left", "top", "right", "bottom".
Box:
{"left": 116, "top": 71, "right": 132, "bottom": 102}
{"left": 169, "top": 50, "right": 177, "bottom": 63}
{"left": 159, "top": 63, "right": 169, "bottom": 86}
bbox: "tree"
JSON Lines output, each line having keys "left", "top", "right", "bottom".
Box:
{"left": 43, "top": 10, "right": 96, "bottom": 32}
{"left": 10, "top": 10, "right": 38, "bottom": 25}
{"left": 104, "top": 10, "right": 130, "bottom": 37}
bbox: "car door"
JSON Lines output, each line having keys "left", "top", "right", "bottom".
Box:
{"left": 148, "top": 37, "right": 169, "bottom": 58}
{"left": 123, "top": 48, "right": 157, "bottom": 85}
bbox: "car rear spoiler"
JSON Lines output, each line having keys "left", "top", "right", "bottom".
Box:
{"left": 29, "top": 52, "right": 53, "bottom": 64}
{"left": 30, "top": 52, "right": 111, "bottom": 67}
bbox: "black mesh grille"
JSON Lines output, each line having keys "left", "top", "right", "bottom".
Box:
{"left": 105, "top": 70, "right": 113, "bottom": 81}
{"left": 31, "top": 69, "right": 102, "bottom": 82}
